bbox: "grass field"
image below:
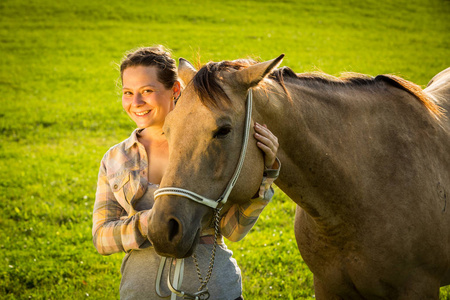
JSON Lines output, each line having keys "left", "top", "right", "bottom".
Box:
{"left": 1, "top": 0, "right": 449, "bottom": 299}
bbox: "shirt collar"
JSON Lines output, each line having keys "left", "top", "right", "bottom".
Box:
{"left": 124, "top": 128, "right": 144, "bottom": 150}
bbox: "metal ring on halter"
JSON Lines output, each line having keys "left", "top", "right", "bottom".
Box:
{"left": 155, "top": 257, "right": 171, "bottom": 298}
{"left": 167, "top": 259, "right": 210, "bottom": 300}
{"left": 156, "top": 257, "right": 210, "bottom": 300}
{"left": 154, "top": 89, "right": 253, "bottom": 208}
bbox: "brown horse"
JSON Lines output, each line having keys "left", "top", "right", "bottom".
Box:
{"left": 148, "top": 55, "right": 450, "bottom": 299}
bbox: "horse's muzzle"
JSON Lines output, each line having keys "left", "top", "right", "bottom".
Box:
{"left": 147, "top": 196, "right": 206, "bottom": 258}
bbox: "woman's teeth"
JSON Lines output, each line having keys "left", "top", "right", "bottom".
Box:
{"left": 135, "top": 110, "right": 150, "bottom": 116}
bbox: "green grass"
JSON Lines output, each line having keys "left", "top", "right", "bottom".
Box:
{"left": 1, "top": 0, "right": 449, "bottom": 298}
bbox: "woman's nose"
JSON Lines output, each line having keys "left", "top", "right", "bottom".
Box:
{"left": 132, "top": 93, "right": 145, "bottom": 106}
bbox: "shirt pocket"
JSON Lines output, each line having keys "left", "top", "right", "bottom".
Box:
{"left": 109, "top": 171, "right": 132, "bottom": 209}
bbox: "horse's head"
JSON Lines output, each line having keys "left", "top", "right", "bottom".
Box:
{"left": 148, "top": 55, "right": 284, "bottom": 258}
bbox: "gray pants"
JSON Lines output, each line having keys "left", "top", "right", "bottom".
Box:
{"left": 120, "top": 244, "right": 242, "bottom": 300}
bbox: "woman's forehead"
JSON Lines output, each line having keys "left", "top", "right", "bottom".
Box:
{"left": 122, "top": 66, "right": 163, "bottom": 88}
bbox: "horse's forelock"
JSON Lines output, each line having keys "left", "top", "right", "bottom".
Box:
{"left": 192, "top": 59, "right": 258, "bottom": 110}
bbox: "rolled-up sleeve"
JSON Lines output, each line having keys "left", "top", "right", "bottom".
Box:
{"left": 92, "top": 155, "right": 151, "bottom": 255}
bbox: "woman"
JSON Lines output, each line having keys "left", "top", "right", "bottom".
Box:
{"left": 93, "top": 46, "right": 280, "bottom": 300}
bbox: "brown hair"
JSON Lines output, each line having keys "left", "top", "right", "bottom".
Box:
{"left": 120, "top": 46, "right": 177, "bottom": 89}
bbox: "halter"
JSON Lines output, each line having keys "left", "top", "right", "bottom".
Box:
{"left": 154, "top": 89, "right": 253, "bottom": 208}
{"left": 153, "top": 89, "right": 253, "bottom": 299}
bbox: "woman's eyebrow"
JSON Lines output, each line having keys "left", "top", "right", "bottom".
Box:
{"left": 122, "top": 83, "right": 157, "bottom": 90}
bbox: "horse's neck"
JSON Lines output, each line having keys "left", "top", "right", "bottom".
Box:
{"left": 257, "top": 80, "right": 370, "bottom": 222}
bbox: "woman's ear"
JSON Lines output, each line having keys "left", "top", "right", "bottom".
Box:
{"left": 172, "top": 81, "right": 181, "bottom": 100}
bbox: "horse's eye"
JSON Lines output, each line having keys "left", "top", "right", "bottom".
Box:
{"left": 213, "top": 126, "right": 232, "bottom": 139}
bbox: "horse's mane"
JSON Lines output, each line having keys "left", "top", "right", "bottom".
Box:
{"left": 192, "top": 59, "right": 443, "bottom": 116}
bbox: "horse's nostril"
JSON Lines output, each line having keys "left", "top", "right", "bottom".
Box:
{"left": 168, "top": 218, "right": 180, "bottom": 242}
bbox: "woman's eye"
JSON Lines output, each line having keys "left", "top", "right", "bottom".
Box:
{"left": 123, "top": 91, "right": 132, "bottom": 96}
{"left": 143, "top": 89, "right": 153, "bottom": 94}
{"left": 213, "top": 126, "right": 232, "bottom": 139}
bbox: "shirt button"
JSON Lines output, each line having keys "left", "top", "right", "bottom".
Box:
{"left": 113, "top": 184, "right": 118, "bottom": 189}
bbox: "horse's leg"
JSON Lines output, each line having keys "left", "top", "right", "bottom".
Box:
{"left": 441, "top": 269, "right": 450, "bottom": 286}
{"left": 396, "top": 275, "right": 440, "bottom": 300}
{"left": 313, "top": 276, "right": 343, "bottom": 300}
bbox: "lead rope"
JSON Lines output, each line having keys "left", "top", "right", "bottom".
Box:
{"left": 192, "top": 207, "right": 222, "bottom": 292}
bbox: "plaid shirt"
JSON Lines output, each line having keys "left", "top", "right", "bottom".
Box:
{"left": 93, "top": 129, "right": 279, "bottom": 255}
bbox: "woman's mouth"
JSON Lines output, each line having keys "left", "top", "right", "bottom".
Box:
{"left": 135, "top": 110, "right": 151, "bottom": 116}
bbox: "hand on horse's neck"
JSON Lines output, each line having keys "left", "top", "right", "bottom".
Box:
{"left": 138, "top": 127, "right": 169, "bottom": 184}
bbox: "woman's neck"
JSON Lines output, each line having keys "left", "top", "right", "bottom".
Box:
{"left": 138, "top": 126, "right": 166, "bottom": 144}
{"left": 137, "top": 126, "right": 169, "bottom": 184}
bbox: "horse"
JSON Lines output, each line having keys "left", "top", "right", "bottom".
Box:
{"left": 148, "top": 54, "right": 450, "bottom": 299}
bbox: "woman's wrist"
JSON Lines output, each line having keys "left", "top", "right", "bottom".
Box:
{"left": 263, "top": 157, "right": 281, "bottom": 179}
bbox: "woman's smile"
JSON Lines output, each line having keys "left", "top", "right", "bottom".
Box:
{"left": 135, "top": 110, "right": 151, "bottom": 116}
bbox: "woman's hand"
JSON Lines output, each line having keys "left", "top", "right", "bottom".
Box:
{"left": 254, "top": 122, "right": 279, "bottom": 168}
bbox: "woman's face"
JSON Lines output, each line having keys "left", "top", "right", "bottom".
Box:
{"left": 122, "top": 65, "right": 177, "bottom": 129}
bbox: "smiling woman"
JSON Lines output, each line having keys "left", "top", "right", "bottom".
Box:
{"left": 120, "top": 49, "right": 180, "bottom": 133}
{"left": 91, "top": 46, "right": 281, "bottom": 300}
{"left": 121, "top": 66, "right": 178, "bottom": 150}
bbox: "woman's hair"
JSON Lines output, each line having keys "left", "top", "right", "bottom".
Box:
{"left": 120, "top": 46, "right": 177, "bottom": 89}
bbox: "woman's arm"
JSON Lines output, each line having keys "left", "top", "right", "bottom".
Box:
{"left": 220, "top": 123, "right": 280, "bottom": 242}
{"left": 92, "top": 156, "right": 152, "bottom": 255}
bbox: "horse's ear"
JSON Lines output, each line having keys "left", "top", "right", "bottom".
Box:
{"left": 234, "top": 54, "right": 285, "bottom": 88}
{"left": 178, "top": 58, "right": 197, "bottom": 86}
